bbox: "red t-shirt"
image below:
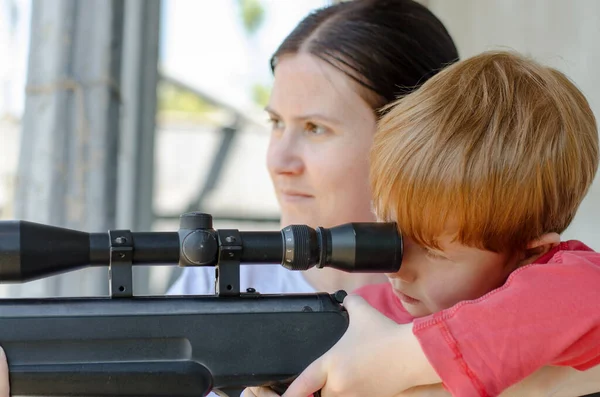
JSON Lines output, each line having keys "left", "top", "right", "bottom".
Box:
{"left": 354, "top": 240, "right": 600, "bottom": 397}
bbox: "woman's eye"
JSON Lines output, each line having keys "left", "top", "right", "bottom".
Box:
{"left": 305, "top": 122, "right": 327, "bottom": 135}
{"left": 268, "top": 118, "right": 285, "bottom": 130}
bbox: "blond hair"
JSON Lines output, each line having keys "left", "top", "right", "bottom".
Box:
{"left": 371, "top": 51, "right": 598, "bottom": 252}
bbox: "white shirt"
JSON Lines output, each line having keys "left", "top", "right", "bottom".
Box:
{"left": 167, "top": 264, "right": 316, "bottom": 296}
{"left": 166, "top": 265, "right": 316, "bottom": 396}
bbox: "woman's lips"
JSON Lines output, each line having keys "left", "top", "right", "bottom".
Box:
{"left": 279, "top": 190, "right": 314, "bottom": 203}
{"left": 393, "top": 290, "right": 420, "bottom": 305}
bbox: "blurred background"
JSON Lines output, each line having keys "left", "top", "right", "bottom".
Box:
{"left": 0, "top": 0, "right": 598, "bottom": 298}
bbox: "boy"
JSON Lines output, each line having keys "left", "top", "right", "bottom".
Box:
{"left": 360, "top": 49, "right": 600, "bottom": 396}
{"left": 246, "top": 51, "right": 600, "bottom": 396}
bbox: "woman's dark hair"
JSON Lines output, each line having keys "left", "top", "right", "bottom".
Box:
{"left": 271, "top": 0, "right": 459, "bottom": 109}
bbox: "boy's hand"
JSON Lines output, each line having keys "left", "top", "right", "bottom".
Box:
{"left": 278, "top": 295, "right": 440, "bottom": 397}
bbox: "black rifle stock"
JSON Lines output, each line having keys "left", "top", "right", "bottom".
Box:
{"left": 0, "top": 212, "right": 403, "bottom": 397}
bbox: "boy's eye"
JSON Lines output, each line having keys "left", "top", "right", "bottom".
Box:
{"left": 425, "top": 249, "right": 447, "bottom": 260}
{"left": 305, "top": 122, "right": 328, "bottom": 135}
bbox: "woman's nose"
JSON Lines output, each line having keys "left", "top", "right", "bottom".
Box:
{"left": 267, "top": 131, "right": 304, "bottom": 175}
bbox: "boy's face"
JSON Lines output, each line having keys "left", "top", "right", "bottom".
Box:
{"left": 386, "top": 234, "right": 518, "bottom": 318}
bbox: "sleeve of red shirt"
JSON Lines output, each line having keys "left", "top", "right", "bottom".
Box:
{"left": 412, "top": 245, "right": 600, "bottom": 397}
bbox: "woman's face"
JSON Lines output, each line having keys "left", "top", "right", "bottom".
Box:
{"left": 266, "top": 53, "right": 377, "bottom": 228}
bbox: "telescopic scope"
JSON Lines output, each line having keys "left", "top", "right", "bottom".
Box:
{"left": 0, "top": 212, "right": 402, "bottom": 282}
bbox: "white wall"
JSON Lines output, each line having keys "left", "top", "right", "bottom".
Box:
{"left": 425, "top": 0, "right": 600, "bottom": 250}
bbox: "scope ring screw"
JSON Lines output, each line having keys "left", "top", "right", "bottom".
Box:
{"left": 114, "top": 237, "right": 127, "bottom": 244}
{"left": 225, "top": 236, "right": 236, "bottom": 243}
{"left": 333, "top": 290, "right": 348, "bottom": 304}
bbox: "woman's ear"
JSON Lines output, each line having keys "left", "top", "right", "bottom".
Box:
{"left": 519, "top": 232, "right": 561, "bottom": 266}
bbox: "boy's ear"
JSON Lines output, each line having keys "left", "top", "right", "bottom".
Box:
{"left": 520, "top": 232, "right": 561, "bottom": 265}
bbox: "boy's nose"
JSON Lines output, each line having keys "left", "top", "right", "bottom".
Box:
{"left": 386, "top": 266, "right": 416, "bottom": 283}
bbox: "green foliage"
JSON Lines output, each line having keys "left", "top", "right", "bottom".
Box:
{"left": 157, "top": 80, "right": 217, "bottom": 115}
{"left": 236, "top": 0, "right": 265, "bottom": 36}
{"left": 252, "top": 83, "right": 271, "bottom": 108}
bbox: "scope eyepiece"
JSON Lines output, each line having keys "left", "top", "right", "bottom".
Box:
{"left": 280, "top": 222, "right": 402, "bottom": 273}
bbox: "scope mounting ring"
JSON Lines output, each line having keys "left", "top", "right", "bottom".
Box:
{"left": 109, "top": 230, "right": 134, "bottom": 298}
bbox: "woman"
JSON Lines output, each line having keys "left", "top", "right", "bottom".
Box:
{"left": 167, "top": 0, "right": 459, "bottom": 296}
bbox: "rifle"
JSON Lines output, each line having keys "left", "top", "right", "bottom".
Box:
{"left": 0, "top": 212, "right": 403, "bottom": 397}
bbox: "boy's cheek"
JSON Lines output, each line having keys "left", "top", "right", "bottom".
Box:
{"left": 423, "top": 279, "right": 474, "bottom": 311}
